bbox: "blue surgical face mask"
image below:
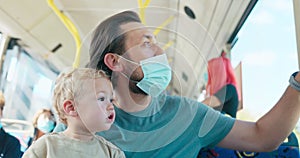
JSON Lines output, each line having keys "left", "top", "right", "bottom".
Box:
{"left": 119, "top": 54, "right": 172, "bottom": 97}
{"left": 37, "top": 115, "right": 55, "bottom": 133}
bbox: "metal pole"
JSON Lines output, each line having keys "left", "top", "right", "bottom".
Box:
{"left": 0, "top": 34, "right": 10, "bottom": 71}
{"left": 293, "top": 0, "right": 300, "bottom": 69}
{"left": 0, "top": 34, "right": 10, "bottom": 91}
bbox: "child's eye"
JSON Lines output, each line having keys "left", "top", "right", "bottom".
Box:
{"left": 110, "top": 98, "right": 115, "bottom": 103}
{"left": 97, "top": 97, "right": 105, "bottom": 101}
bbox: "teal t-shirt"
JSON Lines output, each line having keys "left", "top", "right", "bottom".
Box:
{"left": 54, "top": 94, "right": 235, "bottom": 157}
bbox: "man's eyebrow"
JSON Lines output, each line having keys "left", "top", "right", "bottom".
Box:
{"left": 143, "top": 34, "right": 155, "bottom": 39}
{"left": 143, "top": 34, "right": 157, "bottom": 42}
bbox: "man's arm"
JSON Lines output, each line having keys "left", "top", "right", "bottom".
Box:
{"left": 202, "top": 96, "right": 221, "bottom": 108}
{"left": 218, "top": 72, "right": 300, "bottom": 152}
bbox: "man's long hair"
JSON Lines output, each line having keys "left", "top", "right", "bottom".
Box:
{"left": 88, "top": 11, "right": 141, "bottom": 77}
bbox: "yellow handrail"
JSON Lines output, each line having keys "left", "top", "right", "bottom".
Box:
{"left": 47, "top": 0, "right": 81, "bottom": 68}
{"left": 162, "top": 40, "right": 174, "bottom": 51}
{"left": 153, "top": 15, "right": 174, "bottom": 36}
{"left": 138, "top": 0, "right": 151, "bottom": 24}
{"left": 137, "top": 1, "right": 175, "bottom": 50}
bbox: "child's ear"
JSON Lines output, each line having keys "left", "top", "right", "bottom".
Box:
{"left": 63, "top": 100, "right": 78, "bottom": 116}
{"left": 104, "top": 53, "right": 122, "bottom": 71}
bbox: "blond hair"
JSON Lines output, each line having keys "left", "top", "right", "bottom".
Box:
{"left": 88, "top": 11, "right": 141, "bottom": 78}
{"left": 53, "top": 68, "right": 109, "bottom": 125}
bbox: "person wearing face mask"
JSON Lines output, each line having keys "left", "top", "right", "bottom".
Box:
{"left": 0, "top": 91, "right": 22, "bottom": 158}
{"left": 116, "top": 53, "right": 171, "bottom": 97}
{"left": 32, "top": 109, "right": 56, "bottom": 141}
{"left": 54, "top": 11, "right": 300, "bottom": 158}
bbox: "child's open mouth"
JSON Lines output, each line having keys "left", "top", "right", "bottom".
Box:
{"left": 108, "top": 113, "right": 114, "bottom": 121}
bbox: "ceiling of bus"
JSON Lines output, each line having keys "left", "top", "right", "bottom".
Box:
{"left": 0, "top": 0, "right": 252, "bottom": 99}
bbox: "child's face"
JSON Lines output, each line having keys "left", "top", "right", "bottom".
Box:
{"left": 75, "top": 78, "right": 115, "bottom": 133}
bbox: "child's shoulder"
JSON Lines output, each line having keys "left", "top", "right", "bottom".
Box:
{"left": 24, "top": 133, "right": 61, "bottom": 156}
{"left": 94, "top": 135, "right": 125, "bottom": 157}
{"left": 41, "top": 132, "right": 62, "bottom": 139}
{"left": 94, "top": 135, "right": 121, "bottom": 150}
{"left": 33, "top": 132, "right": 64, "bottom": 144}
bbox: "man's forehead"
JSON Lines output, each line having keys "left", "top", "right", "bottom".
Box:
{"left": 120, "top": 22, "right": 153, "bottom": 36}
{"left": 121, "top": 22, "right": 145, "bottom": 32}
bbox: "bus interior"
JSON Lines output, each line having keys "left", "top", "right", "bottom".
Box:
{"left": 0, "top": 0, "right": 300, "bottom": 157}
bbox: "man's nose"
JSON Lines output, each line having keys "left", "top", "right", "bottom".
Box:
{"left": 154, "top": 43, "right": 164, "bottom": 56}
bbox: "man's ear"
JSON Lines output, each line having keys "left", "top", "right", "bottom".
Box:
{"left": 104, "top": 53, "right": 122, "bottom": 71}
{"left": 63, "top": 100, "right": 78, "bottom": 116}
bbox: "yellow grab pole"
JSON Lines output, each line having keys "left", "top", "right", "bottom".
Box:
{"left": 47, "top": 0, "right": 81, "bottom": 68}
{"left": 138, "top": 0, "right": 151, "bottom": 24}
{"left": 153, "top": 15, "right": 174, "bottom": 35}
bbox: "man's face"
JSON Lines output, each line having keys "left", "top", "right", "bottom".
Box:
{"left": 121, "top": 22, "right": 162, "bottom": 61}
{"left": 119, "top": 22, "right": 164, "bottom": 94}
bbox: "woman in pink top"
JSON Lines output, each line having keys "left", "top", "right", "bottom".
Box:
{"left": 203, "top": 52, "right": 240, "bottom": 118}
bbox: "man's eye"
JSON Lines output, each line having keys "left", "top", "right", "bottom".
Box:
{"left": 97, "top": 97, "right": 105, "bottom": 101}
{"left": 144, "top": 42, "right": 151, "bottom": 48}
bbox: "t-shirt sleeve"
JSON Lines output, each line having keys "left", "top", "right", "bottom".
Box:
{"left": 95, "top": 135, "right": 126, "bottom": 158}
{"left": 196, "top": 103, "right": 235, "bottom": 148}
{"left": 112, "top": 149, "right": 126, "bottom": 158}
{"left": 22, "top": 148, "right": 39, "bottom": 158}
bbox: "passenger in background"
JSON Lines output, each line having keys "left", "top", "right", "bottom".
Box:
{"left": 22, "top": 68, "right": 125, "bottom": 158}
{"left": 32, "top": 109, "right": 56, "bottom": 141}
{"left": 199, "top": 52, "right": 240, "bottom": 156}
{"left": 0, "top": 91, "right": 22, "bottom": 158}
{"left": 202, "top": 52, "right": 240, "bottom": 118}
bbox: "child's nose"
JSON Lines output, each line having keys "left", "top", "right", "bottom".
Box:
{"left": 107, "top": 102, "right": 114, "bottom": 111}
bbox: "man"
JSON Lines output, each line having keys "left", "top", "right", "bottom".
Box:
{"left": 0, "top": 91, "right": 22, "bottom": 158}
{"left": 56, "top": 10, "right": 300, "bottom": 157}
